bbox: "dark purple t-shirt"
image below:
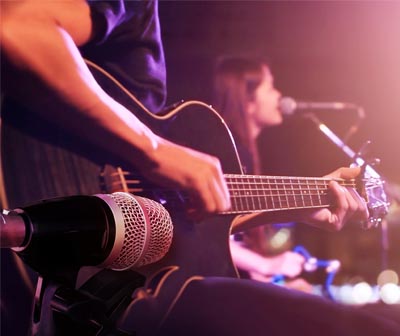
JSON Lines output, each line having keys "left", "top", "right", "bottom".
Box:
{"left": 83, "top": 0, "right": 166, "bottom": 113}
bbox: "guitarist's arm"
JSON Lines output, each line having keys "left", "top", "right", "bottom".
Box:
{"left": 1, "top": 0, "right": 230, "bottom": 216}
{"left": 232, "top": 167, "right": 369, "bottom": 233}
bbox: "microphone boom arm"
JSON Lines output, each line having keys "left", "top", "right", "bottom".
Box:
{"left": 306, "top": 113, "right": 390, "bottom": 227}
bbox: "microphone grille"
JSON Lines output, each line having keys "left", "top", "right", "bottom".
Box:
{"left": 279, "top": 96, "right": 297, "bottom": 116}
{"left": 109, "top": 192, "right": 173, "bottom": 270}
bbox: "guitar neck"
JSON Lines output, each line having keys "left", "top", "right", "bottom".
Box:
{"left": 102, "top": 168, "right": 357, "bottom": 215}
{"left": 222, "top": 174, "right": 355, "bottom": 214}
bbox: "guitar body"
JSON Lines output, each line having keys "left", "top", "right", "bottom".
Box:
{"left": 1, "top": 61, "right": 390, "bottom": 335}
{"left": 1, "top": 62, "right": 243, "bottom": 280}
{"left": 132, "top": 101, "right": 242, "bottom": 279}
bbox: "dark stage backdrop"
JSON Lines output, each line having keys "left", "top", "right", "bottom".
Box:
{"left": 159, "top": 1, "right": 400, "bottom": 287}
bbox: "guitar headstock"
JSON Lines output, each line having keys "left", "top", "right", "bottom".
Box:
{"left": 361, "top": 175, "right": 390, "bottom": 227}
{"left": 354, "top": 159, "right": 390, "bottom": 228}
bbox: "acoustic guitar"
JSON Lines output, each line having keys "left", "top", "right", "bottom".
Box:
{"left": 1, "top": 60, "right": 389, "bottom": 283}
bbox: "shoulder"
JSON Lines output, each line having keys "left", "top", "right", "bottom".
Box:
{"left": 1, "top": 0, "right": 92, "bottom": 46}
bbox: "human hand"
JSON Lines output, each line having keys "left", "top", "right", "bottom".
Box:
{"left": 141, "top": 136, "right": 231, "bottom": 218}
{"left": 298, "top": 167, "right": 369, "bottom": 231}
{"left": 260, "top": 251, "right": 306, "bottom": 278}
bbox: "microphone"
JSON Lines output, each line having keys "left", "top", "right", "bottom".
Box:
{"left": 0, "top": 192, "right": 173, "bottom": 275}
{"left": 279, "top": 96, "right": 364, "bottom": 118}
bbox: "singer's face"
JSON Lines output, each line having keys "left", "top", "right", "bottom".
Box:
{"left": 248, "top": 66, "right": 282, "bottom": 127}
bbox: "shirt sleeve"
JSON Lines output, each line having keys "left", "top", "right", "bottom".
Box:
{"left": 83, "top": 0, "right": 167, "bottom": 113}
{"left": 87, "top": 0, "right": 129, "bottom": 45}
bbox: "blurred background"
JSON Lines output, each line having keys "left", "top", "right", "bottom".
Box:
{"left": 159, "top": 1, "right": 400, "bottom": 302}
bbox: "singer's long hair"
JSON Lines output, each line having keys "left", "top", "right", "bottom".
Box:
{"left": 212, "top": 55, "right": 269, "bottom": 176}
{"left": 212, "top": 55, "right": 277, "bottom": 257}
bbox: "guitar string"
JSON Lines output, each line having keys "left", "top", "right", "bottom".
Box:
{"left": 111, "top": 170, "right": 358, "bottom": 183}
{"left": 109, "top": 180, "right": 357, "bottom": 188}
{"left": 111, "top": 183, "right": 346, "bottom": 195}
{"left": 117, "top": 187, "right": 333, "bottom": 211}
{"left": 108, "top": 183, "right": 355, "bottom": 194}
{"left": 116, "top": 175, "right": 356, "bottom": 185}
{"left": 112, "top": 171, "right": 352, "bottom": 179}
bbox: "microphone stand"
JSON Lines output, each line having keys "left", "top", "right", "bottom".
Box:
{"left": 305, "top": 112, "right": 385, "bottom": 182}
{"left": 33, "top": 268, "right": 145, "bottom": 335}
{"left": 305, "top": 113, "right": 390, "bottom": 272}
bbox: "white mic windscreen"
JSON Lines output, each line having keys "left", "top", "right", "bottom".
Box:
{"left": 278, "top": 96, "right": 297, "bottom": 116}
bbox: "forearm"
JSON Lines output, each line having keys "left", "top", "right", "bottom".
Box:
{"left": 1, "top": 1, "right": 159, "bottom": 169}
{"left": 1, "top": 1, "right": 232, "bottom": 215}
{"left": 229, "top": 240, "right": 272, "bottom": 275}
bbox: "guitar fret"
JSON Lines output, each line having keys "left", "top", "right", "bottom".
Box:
{"left": 306, "top": 181, "right": 313, "bottom": 206}
{"left": 278, "top": 178, "right": 284, "bottom": 208}
{"left": 244, "top": 177, "right": 249, "bottom": 210}
{"left": 231, "top": 179, "right": 239, "bottom": 212}
{"left": 253, "top": 178, "right": 258, "bottom": 210}
{"left": 316, "top": 179, "right": 322, "bottom": 206}
{"left": 254, "top": 176, "right": 261, "bottom": 211}
{"left": 258, "top": 177, "right": 264, "bottom": 210}
{"left": 247, "top": 177, "right": 254, "bottom": 211}
{"left": 282, "top": 179, "right": 287, "bottom": 209}
{"left": 275, "top": 177, "right": 284, "bottom": 208}
{"left": 273, "top": 178, "right": 280, "bottom": 208}
{"left": 227, "top": 177, "right": 239, "bottom": 212}
{"left": 117, "top": 167, "right": 128, "bottom": 192}
{"left": 260, "top": 177, "right": 268, "bottom": 210}
{"left": 298, "top": 179, "right": 305, "bottom": 207}
{"left": 282, "top": 178, "right": 289, "bottom": 209}
{"left": 270, "top": 178, "right": 276, "bottom": 209}
{"left": 248, "top": 177, "right": 256, "bottom": 211}
{"left": 317, "top": 181, "right": 323, "bottom": 205}
{"left": 278, "top": 178, "right": 287, "bottom": 208}
{"left": 290, "top": 178, "right": 297, "bottom": 208}
{"left": 262, "top": 177, "right": 270, "bottom": 211}
{"left": 238, "top": 177, "right": 244, "bottom": 211}
{"left": 307, "top": 179, "right": 313, "bottom": 206}
{"left": 238, "top": 179, "right": 244, "bottom": 211}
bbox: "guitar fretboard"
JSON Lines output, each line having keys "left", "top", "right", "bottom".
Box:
{"left": 223, "top": 174, "right": 354, "bottom": 214}
{"left": 102, "top": 168, "right": 357, "bottom": 215}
